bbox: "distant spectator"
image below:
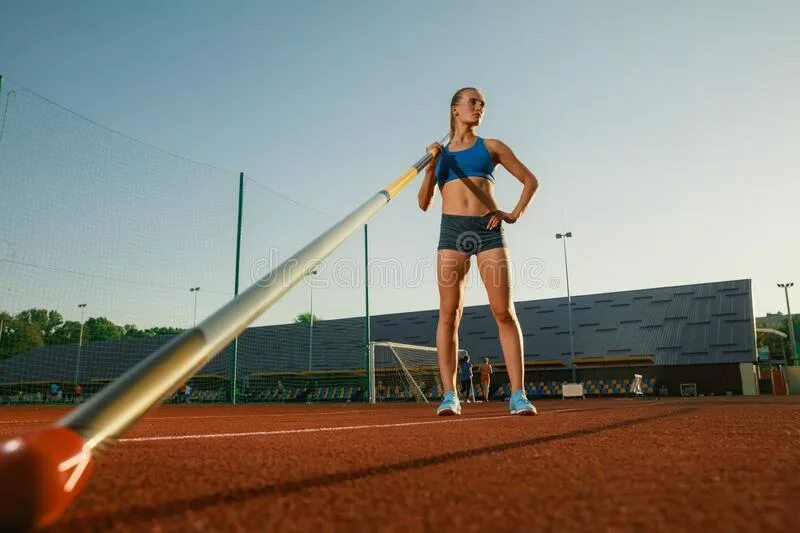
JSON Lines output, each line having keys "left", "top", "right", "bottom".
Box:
{"left": 49, "top": 383, "right": 61, "bottom": 403}
{"left": 275, "top": 380, "right": 286, "bottom": 400}
{"left": 74, "top": 384, "right": 83, "bottom": 404}
{"left": 177, "top": 384, "right": 187, "bottom": 403}
{"left": 298, "top": 383, "right": 314, "bottom": 403}
{"left": 479, "top": 357, "right": 493, "bottom": 402}
{"left": 459, "top": 355, "right": 475, "bottom": 403}
{"left": 185, "top": 384, "right": 192, "bottom": 403}
{"left": 376, "top": 381, "right": 387, "bottom": 402}
{"left": 350, "top": 386, "right": 364, "bottom": 403}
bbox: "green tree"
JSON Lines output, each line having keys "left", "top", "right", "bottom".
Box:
{"left": 122, "top": 324, "right": 143, "bottom": 338}
{"left": 1, "top": 320, "right": 44, "bottom": 357}
{"left": 48, "top": 320, "right": 82, "bottom": 345}
{"left": 294, "top": 312, "right": 321, "bottom": 325}
{"left": 83, "top": 316, "right": 124, "bottom": 342}
{"left": 0, "top": 308, "right": 64, "bottom": 357}
{"left": 145, "top": 326, "right": 184, "bottom": 336}
{"left": 0, "top": 308, "right": 186, "bottom": 358}
{"left": 0, "top": 311, "right": 15, "bottom": 357}
{"left": 15, "top": 308, "right": 64, "bottom": 344}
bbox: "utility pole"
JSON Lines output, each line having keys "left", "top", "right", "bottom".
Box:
{"left": 308, "top": 270, "right": 318, "bottom": 378}
{"left": 75, "top": 303, "right": 87, "bottom": 384}
{"left": 190, "top": 287, "right": 200, "bottom": 327}
{"left": 556, "top": 232, "right": 576, "bottom": 382}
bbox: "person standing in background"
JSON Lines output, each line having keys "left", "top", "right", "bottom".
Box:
{"left": 459, "top": 354, "right": 475, "bottom": 403}
{"left": 479, "top": 357, "right": 493, "bottom": 402}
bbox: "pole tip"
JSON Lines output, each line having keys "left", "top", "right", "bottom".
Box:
{"left": 0, "top": 427, "right": 93, "bottom": 531}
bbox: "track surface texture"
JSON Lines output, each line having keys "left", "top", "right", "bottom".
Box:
{"left": 1, "top": 397, "right": 797, "bottom": 532}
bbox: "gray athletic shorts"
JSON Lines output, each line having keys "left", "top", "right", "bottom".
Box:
{"left": 437, "top": 214, "right": 507, "bottom": 256}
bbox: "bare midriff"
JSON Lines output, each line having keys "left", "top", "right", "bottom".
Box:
{"left": 440, "top": 177, "right": 498, "bottom": 216}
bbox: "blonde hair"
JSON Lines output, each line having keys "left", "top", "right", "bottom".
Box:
{"left": 449, "top": 87, "right": 479, "bottom": 140}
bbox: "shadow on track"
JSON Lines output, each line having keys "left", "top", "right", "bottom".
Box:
{"left": 51, "top": 407, "right": 697, "bottom": 530}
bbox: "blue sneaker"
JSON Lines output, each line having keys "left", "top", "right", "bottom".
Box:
{"left": 436, "top": 391, "right": 461, "bottom": 416}
{"left": 509, "top": 390, "right": 537, "bottom": 416}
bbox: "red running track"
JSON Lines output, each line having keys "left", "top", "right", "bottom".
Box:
{"left": 0, "top": 397, "right": 797, "bottom": 532}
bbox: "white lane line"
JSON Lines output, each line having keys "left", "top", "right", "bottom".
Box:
{"left": 120, "top": 399, "right": 682, "bottom": 443}
{"left": 0, "top": 409, "right": 371, "bottom": 425}
{"left": 120, "top": 415, "right": 511, "bottom": 442}
{"left": 144, "top": 409, "right": 371, "bottom": 421}
{"left": 0, "top": 400, "right": 675, "bottom": 427}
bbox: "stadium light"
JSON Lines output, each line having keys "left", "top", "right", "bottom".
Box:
{"left": 777, "top": 283, "right": 797, "bottom": 366}
{"left": 189, "top": 287, "right": 200, "bottom": 327}
{"left": 308, "top": 270, "right": 318, "bottom": 387}
{"left": 75, "top": 304, "right": 87, "bottom": 385}
{"left": 555, "top": 232, "right": 576, "bottom": 382}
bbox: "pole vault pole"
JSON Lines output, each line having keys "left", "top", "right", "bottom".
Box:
{"left": 0, "top": 135, "right": 447, "bottom": 531}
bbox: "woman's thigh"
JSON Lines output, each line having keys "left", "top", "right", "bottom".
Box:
{"left": 437, "top": 249, "right": 471, "bottom": 316}
{"left": 476, "top": 247, "right": 514, "bottom": 317}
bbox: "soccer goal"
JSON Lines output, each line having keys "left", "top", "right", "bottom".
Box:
{"left": 368, "top": 342, "right": 467, "bottom": 404}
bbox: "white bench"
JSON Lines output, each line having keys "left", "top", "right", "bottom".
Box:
{"left": 562, "top": 382, "right": 585, "bottom": 399}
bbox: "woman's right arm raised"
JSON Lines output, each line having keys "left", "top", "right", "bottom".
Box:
{"left": 417, "top": 142, "right": 443, "bottom": 211}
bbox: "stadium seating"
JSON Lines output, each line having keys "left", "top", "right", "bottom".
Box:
{"left": 493, "top": 377, "right": 656, "bottom": 398}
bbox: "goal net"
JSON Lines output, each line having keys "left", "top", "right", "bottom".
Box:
{"left": 369, "top": 342, "right": 467, "bottom": 404}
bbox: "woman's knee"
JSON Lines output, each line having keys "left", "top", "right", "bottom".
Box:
{"left": 492, "top": 306, "right": 517, "bottom": 325}
{"left": 438, "top": 307, "right": 463, "bottom": 327}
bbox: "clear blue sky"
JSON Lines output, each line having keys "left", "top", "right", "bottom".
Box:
{"left": 1, "top": 0, "right": 798, "bottom": 329}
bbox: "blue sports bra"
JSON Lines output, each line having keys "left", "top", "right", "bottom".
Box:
{"left": 435, "top": 136, "right": 495, "bottom": 188}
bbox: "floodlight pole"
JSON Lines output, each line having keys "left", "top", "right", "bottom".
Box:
{"left": 556, "top": 232, "right": 576, "bottom": 382}
{"left": 364, "top": 224, "right": 371, "bottom": 403}
{"left": 75, "top": 304, "right": 87, "bottom": 385}
{"left": 190, "top": 287, "right": 200, "bottom": 327}
{"left": 308, "top": 270, "right": 317, "bottom": 383}
{"left": 778, "top": 283, "right": 797, "bottom": 366}
{"left": 231, "top": 171, "right": 244, "bottom": 404}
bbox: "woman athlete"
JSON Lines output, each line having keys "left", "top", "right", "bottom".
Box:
{"left": 418, "top": 87, "right": 539, "bottom": 416}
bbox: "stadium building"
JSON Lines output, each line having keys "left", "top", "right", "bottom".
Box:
{"left": 369, "top": 278, "right": 760, "bottom": 398}
{"left": 1, "top": 278, "right": 780, "bottom": 402}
